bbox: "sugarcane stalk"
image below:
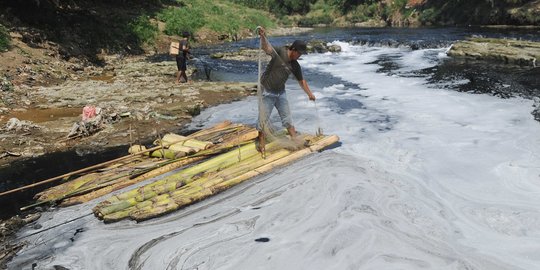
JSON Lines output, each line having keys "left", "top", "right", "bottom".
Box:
{"left": 161, "top": 133, "right": 213, "bottom": 150}
{"left": 62, "top": 155, "right": 207, "bottom": 206}
{"left": 102, "top": 194, "right": 172, "bottom": 222}
{"left": 94, "top": 143, "right": 259, "bottom": 216}
{"left": 95, "top": 142, "right": 257, "bottom": 217}
{"left": 214, "top": 135, "right": 339, "bottom": 191}
{"left": 168, "top": 144, "right": 197, "bottom": 154}
{"left": 94, "top": 143, "right": 245, "bottom": 207}
{"left": 23, "top": 157, "right": 184, "bottom": 210}
{"left": 125, "top": 149, "right": 290, "bottom": 222}
{"left": 34, "top": 172, "right": 101, "bottom": 201}
{"left": 0, "top": 134, "right": 200, "bottom": 198}
{"left": 188, "top": 121, "right": 234, "bottom": 138}
{"left": 126, "top": 136, "right": 339, "bottom": 222}
{"left": 149, "top": 149, "right": 180, "bottom": 159}
{"left": 96, "top": 140, "right": 263, "bottom": 213}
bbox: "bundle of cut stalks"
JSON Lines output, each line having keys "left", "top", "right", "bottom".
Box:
{"left": 93, "top": 134, "right": 339, "bottom": 223}
{"left": 26, "top": 121, "right": 258, "bottom": 209}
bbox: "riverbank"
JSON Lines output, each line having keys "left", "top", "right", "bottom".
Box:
{"left": 0, "top": 54, "right": 258, "bottom": 168}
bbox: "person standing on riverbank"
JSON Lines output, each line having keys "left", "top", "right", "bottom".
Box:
{"left": 175, "top": 31, "right": 191, "bottom": 84}
{"left": 256, "top": 26, "right": 316, "bottom": 154}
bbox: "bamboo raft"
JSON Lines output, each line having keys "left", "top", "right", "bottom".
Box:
{"left": 24, "top": 121, "right": 339, "bottom": 223}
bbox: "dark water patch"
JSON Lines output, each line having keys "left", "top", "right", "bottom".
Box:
{"left": 367, "top": 114, "right": 395, "bottom": 132}
{"left": 254, "top": 237, "right": 270, "bottom": 242}
{"left": 300, "top": 67, "right": 365, "bottom": 92}
{"left": 0, "top": 145, "right": 127, "bottom": 219}
{"left": 367, "top": 53, "right": 403, "bottom": 74}
{"left": 420, "top": 59, "right": 540, "bottom": 99}
{"left": 0, "top": 129, "right": 199, "bottom": 219}
{"left": 70, "top": 228, "right": 85, "bottom": 242}
{"left": 326, "top": 97, "right": 365, "bottom": 114}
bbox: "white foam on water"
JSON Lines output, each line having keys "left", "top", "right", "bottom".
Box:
{"left": 10, "top": 42, "right": 540, "bottom": 270}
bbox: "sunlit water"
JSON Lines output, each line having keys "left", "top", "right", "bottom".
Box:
{"left": 9, "top": 36, "right": 540, "bottom": 269}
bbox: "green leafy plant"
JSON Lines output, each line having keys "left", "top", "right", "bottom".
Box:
{"left": 158, "top": 6, "right": 206, "bottom": 36}
{"left": 157, "top": 0, "right": 274, "bottom": 39}
{"left": 129, "top": 15, "right": 158, "bottom": 44}
{"left": 0, "top": 24, "right": 10, "bottom": 51}
{"left": 419, "top": 8, "right": 439, "bottom": 24}
{"left": 297, "top": 14, "right": 333, "bottom": 26}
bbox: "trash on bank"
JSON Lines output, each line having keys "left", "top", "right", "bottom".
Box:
{"left": 3, "top": 118, "right": 40, "bottom": 132}
{"left": 66, "top": 106, "right": 121, "bottom": 138}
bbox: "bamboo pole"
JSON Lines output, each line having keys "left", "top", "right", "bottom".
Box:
{"left": 61, "top": 155, "right": 207, "bottom": 205}
{"left": 99, "top": 135, "right": 339, "bottom": 223}
{"left": 27, "top": 141, "right": 243, "bottom": 210}
{"left": 94, "top": 142, "right": 262, "bottom": 217}
{"left": 35, "top": 157, "right": 162, "bottom": 201}
{"left": 0, "top": 136, "right": 198, "bottom": 198}
{"left": 128, "top": 149, "right": 291, "bottom": 221}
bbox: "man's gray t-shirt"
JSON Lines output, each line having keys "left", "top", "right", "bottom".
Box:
{"left": 261, "top": 46, "right": 303, "bottom": 94}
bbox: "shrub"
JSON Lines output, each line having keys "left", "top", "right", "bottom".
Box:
{"left": 157, "top": 6, "right": 206, "bottom": 36}
{"left": 297, "top": 14, "right": 333, "bottom": 26}
{"left": 419, "top": 8, "right": 439, "bottom": 24}
{"left": 0, "top": 24, "right": 10, "bottom": 51}
{"left": 129, "top": 15, "right": 158, "bottom": 44}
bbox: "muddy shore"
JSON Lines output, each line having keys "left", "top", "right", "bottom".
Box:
{"left": 0, "top": 55, "right": 257, "bottom": 168}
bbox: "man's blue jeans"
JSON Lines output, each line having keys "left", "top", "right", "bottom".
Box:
{"left": 257, "top": 90, "right": 292, "bottom": 131}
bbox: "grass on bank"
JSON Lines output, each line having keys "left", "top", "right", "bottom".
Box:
{"left": 129, "top": 15, "right": 159, "bottom": 45}
{"left": 129, "top": 0, "right": 276, "bottom": 45}
{"left": 0, "top": 23, "right": 10, "bottom": 51}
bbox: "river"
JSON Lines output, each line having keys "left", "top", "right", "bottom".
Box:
{"left": 8, "top": 27, "right": 540, "bottom": 270}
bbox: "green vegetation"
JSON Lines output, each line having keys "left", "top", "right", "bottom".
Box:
{"left": 230, "top": 0, "right": 317, "bottom": 15}
{"left": 347, "top": 1, "right": 383, "bottom": 23}
{"left": 129, "top": 15, "right": 159, "bottom": 44}
{"left": 285, "top": 0, "right": 540, "bottom": 27}
{"left": 157, "top": 0, "right": 275, "bottom": 39}
{"left": 419, "top": 8, "right": 439, "bottom": 25}
{"left": 0, "top": 23, "right": 10, "bottom": 51}
{"left": 297, "top": 0, "right": 334, "bottom": 26}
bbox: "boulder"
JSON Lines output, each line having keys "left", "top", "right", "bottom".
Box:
{"left": 448, "top": 37, "right": 540, "bottom": 66}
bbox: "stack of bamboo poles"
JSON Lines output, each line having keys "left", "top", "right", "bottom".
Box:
{"left": 93, "top": 134, "right": 339, "bottom": 223}
{"left": 25, "top": 121, "right": 258, "bottom": 210}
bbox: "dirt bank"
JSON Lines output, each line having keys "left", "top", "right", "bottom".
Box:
{"left": 0, "top": 53, "right": 257, "bottom": 168}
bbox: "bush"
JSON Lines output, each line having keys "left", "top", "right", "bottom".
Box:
{"left": 349, "top": 3, "right": 380, "bottom": 22}
{"left": 297, "top": 14, "right": 333, "bottom": 26}
{"left": 157, "top": 1, "right": 274, "bottom": 39}
{"left": 0, "top": 24, "right": 10, "bottom": 51}
{"left": 129, "top": 15, "right": 158, "bottom": 44}
{"left": 157, "top": 6, "right": 206, "bottom": 36}
{"left": 419, "top": 8, "right": 439, "bottom": 24}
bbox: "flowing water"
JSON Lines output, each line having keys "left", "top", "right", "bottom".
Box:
{"left": 8, "top": 27, "right": 540, "bottom": 270}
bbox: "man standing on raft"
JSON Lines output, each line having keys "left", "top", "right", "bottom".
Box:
{"left": 256, "top": 26, "right": 316, "bottom": 154}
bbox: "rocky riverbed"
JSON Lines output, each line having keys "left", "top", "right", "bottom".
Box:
{"left": 448, "top": 37, "right": 540, "bottom": 66}
{"left": 0, "top": 55, "right": 257, "bottom": 168}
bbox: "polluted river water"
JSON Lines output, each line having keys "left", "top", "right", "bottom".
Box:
{"left": 6, "top": 28, "right": 540, "bottom": 269}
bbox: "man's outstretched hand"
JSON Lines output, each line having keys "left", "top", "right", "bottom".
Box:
{"left": 256, "top": 26, "right": 266, "bottom": 37}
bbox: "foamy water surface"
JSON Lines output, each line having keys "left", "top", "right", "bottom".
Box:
{"left": 9, "top": 41, "right": 540, "bottom": 270}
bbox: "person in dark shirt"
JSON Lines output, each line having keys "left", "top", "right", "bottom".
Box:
{"left": 256, "top": 26, "right": 316, "bottom": 154}
{"left": 175, "top": 31, "right": 191, "bottom": 84}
